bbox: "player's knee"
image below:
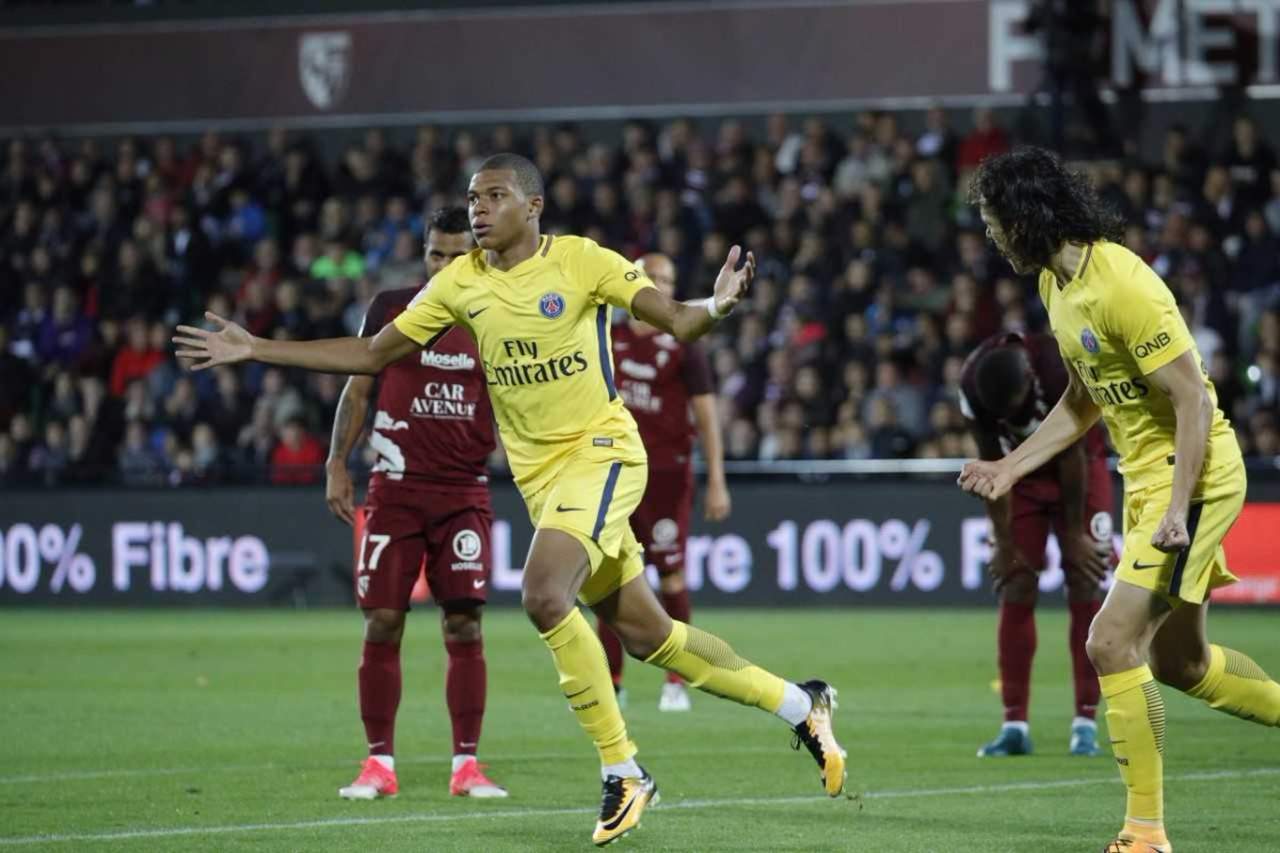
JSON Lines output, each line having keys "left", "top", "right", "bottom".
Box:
{"left": 441, "top": 608, "right": 483, "bottom": 644}
{"left": 658, "top": 572, "right": 685, "bottom": 595}
{"left": 364, "top": 608, "right": 406, "bottom": 644}
{"left": 1085, "top": 619, "right": 1137, "bottom": 674}
{"left": 1150, "top": 646, "right": 1210, "bottom": 691}
{"left": 999, "top": 572, "right": 1038, "bottom": 605}
{"left": 521, "top": 585, "right": 573, "bottom": 632}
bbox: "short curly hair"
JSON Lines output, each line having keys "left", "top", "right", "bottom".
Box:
{"left": 968, "top": 147, "right": 1125, "bottom": 270}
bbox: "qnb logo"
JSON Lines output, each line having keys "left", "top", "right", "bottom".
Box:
{"left": 421, "top": 351, "right": 477, "bottom": 371}
{"left": 112, "top": 522, "right": 269, "bottom": 593}
{"left": 1133, "top": 331, "right": 1172, "bottom": 360}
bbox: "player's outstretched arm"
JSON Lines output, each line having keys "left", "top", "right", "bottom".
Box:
{"left": 958, "top": 362, "right": 1100, "bottom": 500}
{"left": 325, "top": 375, "right": 375, "bottom": 526}
{"left": 173, "top": 312, "right": 418, "bottom": 375}
{"left": 631, "top": 246, "right": 755, "bottom": 342}
{"left": 1146, "top": 350, "right": 1214, "bottom": 551}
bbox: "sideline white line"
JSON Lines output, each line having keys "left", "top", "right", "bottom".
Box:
{"left": 0, "top": 747, "right": 783, "bottom": 786}
{"left": 1, "top": 767, "right": 1275, "bottom": 847}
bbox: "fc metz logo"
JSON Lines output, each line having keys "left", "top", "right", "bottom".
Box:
{"left": 539, "top": 292, "right": 565, "bottom": 319}
{"left": 298, "top": 32, "right": 352, "bottom": 110}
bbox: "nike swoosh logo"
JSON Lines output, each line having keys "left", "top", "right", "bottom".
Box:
{"left": 472, "top": 579, "right": 486, "bottom": 589}
{"left": 602, "top": 787, "right": 645, "bottom": 831}
{"left": 556, "top": 504, "right": 584, "bottom": 512}
{"left": 467, "top": 306, "right": 489, "bottom": 319}
{"left": 1132, "top": 561, "right": 1164, "bottom": 570}
{"left": 565, "top": 686, "right": 591, "bottom": 699}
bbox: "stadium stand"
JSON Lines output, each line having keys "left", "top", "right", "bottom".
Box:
{"left": 1, "top": 111, "right": 1278, "bottom": 485}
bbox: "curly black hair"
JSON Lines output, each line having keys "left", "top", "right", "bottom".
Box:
{"left": 426, "top": 205, "right": 471, "bottom": 236}
{"left": 968, "top": 147, "right": 1125, "bottom": 270}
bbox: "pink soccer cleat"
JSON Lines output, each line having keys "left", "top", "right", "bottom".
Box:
{"left": 449, "top": 757, "right": 508, "bottom": 798}
{"left": 338, "top": 757, "right": 399, "bottom": 800}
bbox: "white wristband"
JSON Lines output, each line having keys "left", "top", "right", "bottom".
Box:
{"left": 704, "top": 296, "right": 726, "bottom": 320}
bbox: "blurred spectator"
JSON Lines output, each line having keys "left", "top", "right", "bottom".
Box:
{"left": 109, "top": 316, "right": 164, "bottom": 396}
{"left": 118, "top": 419, "right": 163, "bottom": 486}
{"left": 37, "top": 286, "right": 93, "bottom": 368}
{"left": 269, "top": 416, "right": 325, "bottom": 485}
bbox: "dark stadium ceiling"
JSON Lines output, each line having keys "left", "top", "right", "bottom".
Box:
{"left": 1, "top": 0, "right": 695, "bottom": 28}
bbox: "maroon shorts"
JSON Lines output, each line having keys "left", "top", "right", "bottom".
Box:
{"left": 1011, "top": 456, "right": 1115, "bottom": 573}
{"left": 353, "top": 479, "right": 493, "bottom": 610}
{"left": 630, "top": 465, "right": 694, "bottom": 575}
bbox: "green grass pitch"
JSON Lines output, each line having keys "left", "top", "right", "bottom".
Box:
{"left": 1, "top": 608, "right": 1277, "bottom": 851}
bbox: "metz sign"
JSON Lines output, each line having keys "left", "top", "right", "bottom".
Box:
{"left": 991, "top": 0, "right": 1280, "bottom": 92}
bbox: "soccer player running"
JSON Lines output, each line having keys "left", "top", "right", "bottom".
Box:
{"left": 599, "top": 251, "right": 731, "bottom": 714}
{"left": 960, "top": 331, "right": 1113, "bottom": 758}
{"left": 176, "top": 154, "right": 846, "bottom": 847}
{"left": 959, "top": 147, "right": 1280, "bottom": 853}
{"left": 326, "top": 207, "right": 506, "bottom": 801}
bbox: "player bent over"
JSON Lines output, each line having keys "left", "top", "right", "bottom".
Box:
{"left": 960, "top": 332, "right": 1113, "bottom": 757}
{"left": 600, "top": 252, "right": 732, "bottom": 713}
{"left": 961, "top": 148, "right": 1280, "bottom": 853}
{"left": 176, "top": 154, "right": 846, "bottom": 847}
{"left": 326, "top": 208, "right": 506, "bottom": 800}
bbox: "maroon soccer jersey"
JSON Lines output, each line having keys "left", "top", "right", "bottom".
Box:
{"left": 611, "top": 322, "right": 714, "bottom": 469}
{"left": 359, "top": 287, "right": 495, "bottom": 486}
{"left": 959, "top": 332, "right": 1107, "bottom": 480}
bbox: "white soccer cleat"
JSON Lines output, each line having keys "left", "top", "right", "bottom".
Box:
{"left": 658, "top": 681, "right": 692, "bottom": 712}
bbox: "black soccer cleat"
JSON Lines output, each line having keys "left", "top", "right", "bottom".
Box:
{"left": 790, "top": 679, "right": 848, "bottom": 797}
{"left": 592, "top": 765, "right": 659, "bottom": 846}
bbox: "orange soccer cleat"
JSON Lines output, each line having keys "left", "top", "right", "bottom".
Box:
{"left": 449, "top": 757, "right": 508, "bottom": 798}
{"left": 338, "top": 757, "right": 399, "bottom": 800}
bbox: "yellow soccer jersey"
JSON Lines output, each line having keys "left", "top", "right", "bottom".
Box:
{"left": 1038, "top": 241, "right": 1241, "bottom": 489}
{"left": 393, "top": 234, "right": 656, "bottom": 495}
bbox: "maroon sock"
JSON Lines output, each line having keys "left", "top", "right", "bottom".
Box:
{"left": 1068, "top": 599, "right": 1102, "bottom": 719}
{"left": 359, "top": 640, "right": 401, "bottom": 756}
{"left": 445, "top": 639, "right": 487, "bottom": 756}
{"left": 660, "top": 587, "right": 692, "bottom": 684}
{"left": 997, "top": 602, "right": 1036, "bottom": 722}
{"left": 596, "top": 618, "right": 626, "bottom": 686}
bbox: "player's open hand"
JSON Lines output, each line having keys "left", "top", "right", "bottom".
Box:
{"left": 173, "top": 312, "right": 253, "bottom": 371}
{"left": 1151, "top": 509, "right": 1190, "bottom": 553}
{"left": 712, "top": 245, "right": 755, "bottom": 317}
{"left": 957, "top": 459, "right": 1016, "bottom": 501}
{"left": 988, "top": 542, "right": 1033, "bottom": 593}
{"left": 704, "top": 479, "right": 732, "bottom": 522}
{"left": 1064, "top": 532, "right": 1113, "bottom": 585}
{"left": 326, "top": 462, "right": 356, "bottom": 526}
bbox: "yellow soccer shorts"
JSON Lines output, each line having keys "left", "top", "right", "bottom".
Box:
{"left": 1116, "top": 460, "right": 1246, "bottom": 605}
{"left": 524, "top": 449, "right": 648, "bottom": 606}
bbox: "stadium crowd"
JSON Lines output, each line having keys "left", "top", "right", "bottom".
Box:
{"left": 2, "top": 109, "right": 1279, "bottom": 486}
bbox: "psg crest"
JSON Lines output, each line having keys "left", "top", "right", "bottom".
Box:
{"left": 298, "top": 32, "right": 352, "bottom": 110}
{"left": 539, "top": 292, "right": 565, "bottom": 319}
{"left": 1080, "top": 328, "right": 1100, "bottom": 354}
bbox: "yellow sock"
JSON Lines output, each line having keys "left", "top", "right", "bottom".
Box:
{"left": 540, "top": 608, "right": 635, "bottom": 765}
{"left": 1100, "top": 665, "right": 1165, "bottom": 825}
{"left": 1186, "top": 645, "right": 1280, "bottom": 726}
{"left": 644, "top": 621, "right": 786, "bottom": 713}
